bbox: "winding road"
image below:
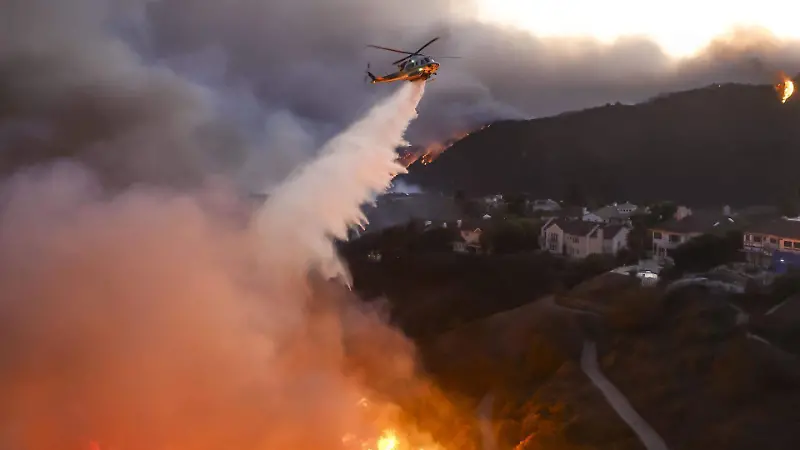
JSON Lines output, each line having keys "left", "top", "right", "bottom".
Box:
{"left": 580, "top": 341, "right": 669, "bottom": 450}
{"left": 477, "top": 295, "right": 670, "bottom": 450}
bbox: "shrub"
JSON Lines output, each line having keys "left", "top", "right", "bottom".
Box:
{"left": 606, "top": 288, "right": 664, "bottom": 332}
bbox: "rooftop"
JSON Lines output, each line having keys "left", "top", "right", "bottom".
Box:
{"left": 746, "top": 218, "right": 800, "bottom": 240}
{"left": 652, "top": 210, "right": 737, "bottom": 234}
{"left": 550, "top": 220, "right": 599, "bottom": 236}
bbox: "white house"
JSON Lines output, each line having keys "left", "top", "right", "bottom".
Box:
{"left": 602, "top": 225, "right": 630, "bottom": 255}
{"left": 562, "top": 222, "right": 604, "bottom": 258}
{"left": 541, "top": 218, "right": 563, "bottom": 254}
{"left": 542, "top": 220, "right": 630, "bottom": 258}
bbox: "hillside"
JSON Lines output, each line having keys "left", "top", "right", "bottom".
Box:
{"left": 406, "top": 81, "right": 800, "bottom": 206}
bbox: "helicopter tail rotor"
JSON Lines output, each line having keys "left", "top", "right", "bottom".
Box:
{"left": 364, "top": 63, "right": 377, "bottom": 84}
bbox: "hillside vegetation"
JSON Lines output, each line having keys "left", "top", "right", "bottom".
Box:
{"left": 407, "top": 82, "right": 800, "bottom": 205}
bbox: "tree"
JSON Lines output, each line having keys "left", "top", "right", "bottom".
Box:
{"left": 671, "top": 230, "right": 743, "bottom": 273}
{"left": 644, "top": 201, "right": 678, "bottom": 227}
{"left": 625, "top": 223, "right": 652, "bottom": 259}
{"left": 778, "top": 189, "right": 800, "bottom": 217}
{"left": 504, "top": 193, "right": 529, "bottom": 217}
{"left": 455, "top": 189, "right": 485, "bottom": 219}
{"left": 480, "top": 219, "right": 540, "bottom": 254}
{"left": 412, "top": 227, "right": 461, "bottom": 252}
{"left": 563, "top": 182, "right": 587, "bottom": 207}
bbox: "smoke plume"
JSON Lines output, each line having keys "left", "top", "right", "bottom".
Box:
{"left": 0, "top": 81, "right": 466, "bottom": 450}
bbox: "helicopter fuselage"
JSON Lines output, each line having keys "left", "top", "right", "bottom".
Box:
{"left": 368, "top": 57, "right": 440, "bottom": 84}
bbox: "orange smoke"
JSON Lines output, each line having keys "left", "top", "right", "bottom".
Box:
{"left": 776, "top": 71, "right": 795, "bottom": 103}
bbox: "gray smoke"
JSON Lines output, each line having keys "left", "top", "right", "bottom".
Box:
{"left": 3, "top": 0, "right": 800, "bottom": 192}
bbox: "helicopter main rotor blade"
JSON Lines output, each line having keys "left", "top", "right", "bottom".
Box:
{"left": 413, "top": 37, "right": 440, "bottom": 55}
{"left": 366, "top": 44, "right": 415, "bottom": 55}
{"left": 391, "top": 55, "right": 413, "bottom": 65}
{"left": 430, "top": 56, "right": 461, "bottom": 59}
{"left": 390, "top": 37, "right": 442, "bottom": 65}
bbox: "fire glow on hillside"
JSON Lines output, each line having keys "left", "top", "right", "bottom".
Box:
{"left": 776, "top": 71, "right": 795, "bottom": 103}
{"left": 398, "top": 125, "right": 491, "bottom": 168}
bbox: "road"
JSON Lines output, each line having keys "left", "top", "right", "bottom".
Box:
{"left": 580, "top": 341, "right": 670, "bottom": 450}
{"left": 477, "top": 294, "right": 670, "bottom": 450}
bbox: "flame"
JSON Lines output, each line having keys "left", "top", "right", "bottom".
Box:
{"left": 398, "top": 124, "right": 491, "bottom": 168}
{"left": 342, "top": 397, "right": 442, "bottom": 450}
{"left": 376, "top": 429, "right": 400, "bottom": 450}
{"left": 776, "top": 71, "right": 795, "bottom": 103}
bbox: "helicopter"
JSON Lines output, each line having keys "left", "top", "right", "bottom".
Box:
{"left": 365, "top": 36, "right": 459, "bottom": 84}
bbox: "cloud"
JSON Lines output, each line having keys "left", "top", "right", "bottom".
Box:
{"left": 144, "top": 1, "right": 800, "bottom": 147}
{"left": 0, "top": 77, "right": 467, "bottom": 450}
{"left": 3, "top": 0, "right": 800, "bottom": 190}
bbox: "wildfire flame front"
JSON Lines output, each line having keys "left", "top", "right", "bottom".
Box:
{"left": 776, "top": 72, "right": 795, "bottom": 103}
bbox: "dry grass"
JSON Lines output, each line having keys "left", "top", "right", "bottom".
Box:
{"left": 557, "top": 273, "right": 643, "bottom": 314}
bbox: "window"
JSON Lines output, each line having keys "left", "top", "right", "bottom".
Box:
{"left": 753, "top": 235, "right": 763, "bottom": 243}
{"left": 771, "top": 238, "right": 778, "bottom": 244}
{"left": 784, "top": 240, "right": 792, "bottom": 248}
{"left": 653, "top": 232, "right": 662, "bottom": 239}
{"left": 669, "top": 234, "right": 680, "bottom": 243}
{"left": 794, "top": 242, "right": 800, "bottom": 249}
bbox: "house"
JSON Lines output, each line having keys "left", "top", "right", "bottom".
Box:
{"left": 587, "top": 202, "right": 639, "bottom": 224}
{"left": 453, "top": 219, "right": 485, "bottom": 253}
{"left": 650, "top": 208, "right": 737, "bottom": 259}
{"left": 582, "top": 211, "right": 605, "bottom": 223}
{"left": 602, "top": 225, "right": 630, "bottom": 255}
{"left": 742, "top": 218, "right": 800, "bottom": 272}
{"left": 545, "top": 205, "right": 587, "bottom": 220}
{"left": 541, "top": 218, "right": 565, "bottom": 254}
{"left": 541, "top": 220, "right": 630, "bottom": 258}
{"left": 616, "top": 202, "right": 638, "bottom": 215}
{"left": 530, "top": 199, "right": 561, "bottom": 212}
{"left": 561, "top": 221, "right": 604, "bottom": 258}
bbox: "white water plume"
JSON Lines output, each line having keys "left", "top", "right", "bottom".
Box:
{"left": 256, "top": 81, "right": 426, "bottom": 286}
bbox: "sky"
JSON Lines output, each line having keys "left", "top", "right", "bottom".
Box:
{"left": 476, "top": 0, "right": 800, "bottom": 58}
{"left": 2, "top": 0, "right": 800, "bottom": 191}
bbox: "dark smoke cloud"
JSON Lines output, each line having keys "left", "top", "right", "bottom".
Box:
{"left": 145, "top": 0, "right": 800, "bottom": 146}
{"left": 3, "top": 0, "right": 800, "bottom": 189}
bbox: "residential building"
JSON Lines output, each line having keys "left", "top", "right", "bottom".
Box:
{"left": 562, "top": 221, "right": 604, "bottom": 258}
{"left": 586, "top": 202, "right": 639, "bottom": 224}
{"left": 541, "top": 220, "right": 630, "bottom": 258}
{"left": 602, "top": 225, "right": 630, "bottom": 255}
{"left": 582, "top": 211, "right": 605, "bottom": 223}
{"left": 546, "top": 206, "right": 587, "bottom": 220}
{"left": 742, "top": 219, "right": 800, "bottom": 272}
{"left": 453, "top": 219, "right": 487, "bottom": 253}
{"left": 530, "top": 199, "right": 561, "bottom": 212}
{"left": 616, "top": 202, "right": 638, "bottom": 215}
{"left": 650, "top": 208, "right": 737, "bottom": 258}
{"left": 541, "top": 218, "right": 564, "bottom": 254}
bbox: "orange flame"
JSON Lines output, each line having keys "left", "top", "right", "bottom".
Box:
{"left": 776, "top": 71, "right": 795, "bottom": 103}
{"left": 399, "top": 125, "right": 491, "bottom": 168}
